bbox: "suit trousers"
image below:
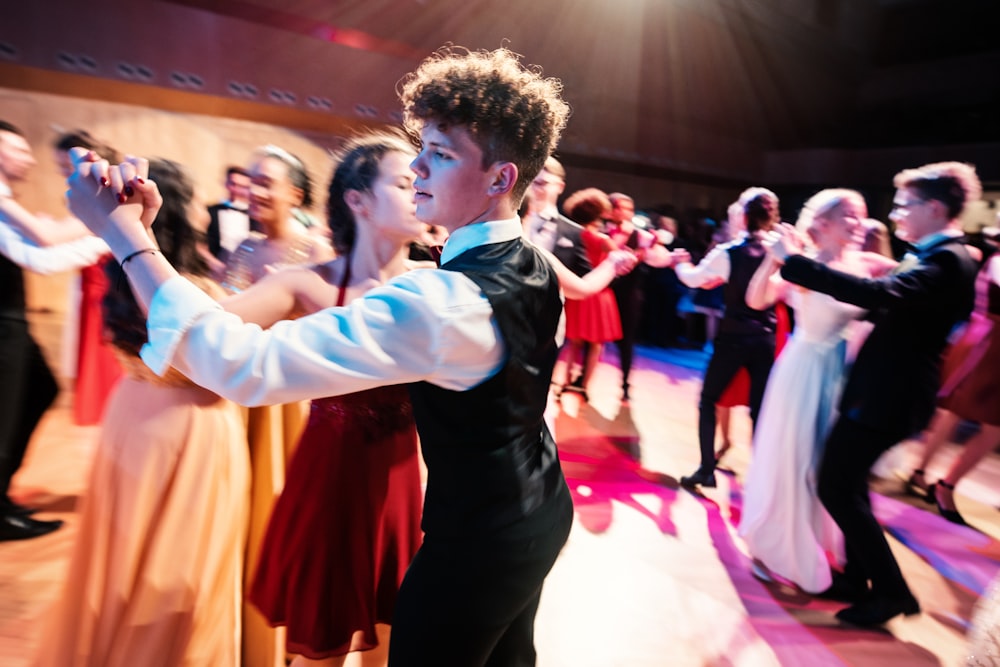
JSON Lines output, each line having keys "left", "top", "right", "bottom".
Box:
{"left": 0, "top": 317, "right": 59, "bottom": 499}
{"left": 816, "top": 417, "right": 912, "bottom": 599}
{"left": 612, "top": 271, "right": 644, "bottom": 391}
{"left": 696, "top": 333, "right": 774, "bottom": 472}
{"left": 388, "top": 485, "right": 573, "bottom": 667}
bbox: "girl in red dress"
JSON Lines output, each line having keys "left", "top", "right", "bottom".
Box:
{"left": 54, "top": 131, "right": 123, "bottom": 425}
{"left": 558, "top": 188, "right": 623, "bottom": 400}
{"left": 225, "top": 131, "right": 426, "bottom": 667}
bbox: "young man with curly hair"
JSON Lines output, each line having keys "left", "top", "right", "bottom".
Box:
{"left": 65, "top": 47, "right": 573, "bottom": 666}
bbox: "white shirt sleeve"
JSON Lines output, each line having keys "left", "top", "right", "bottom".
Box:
{"left": 0, "top": 220, "right": 109, "bottom": 274}
{"left": 676, "top": 243, "right": 732, "bottom": 288}
{"left": 141, "top": 268, "right": 506, "bottom": 406}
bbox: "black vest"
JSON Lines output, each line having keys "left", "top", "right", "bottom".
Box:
{"left": 407, "top": 238, "right": 566, "bottom": 539}
{"left": 0, "top": 254, "right": 26, "bottom": 320}
{"left": 719, "top": 236, "right": 776, "bottom": 337}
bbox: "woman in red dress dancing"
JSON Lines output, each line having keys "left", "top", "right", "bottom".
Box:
{"left": 224, "top": 131, "right": 426, "bottom": 667}
{"left": 556, "top": 188, "right": 623, "bottom": 401}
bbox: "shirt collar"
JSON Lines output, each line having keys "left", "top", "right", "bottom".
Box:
{"left": 913, "top": 229, "right": 963, "bottom": 254}
{"left": 539, "top": 206, "right": 559, "bottom": 221}
{"left": 439, "top": 217, "right": 523, "bottom": 265}
{"left": 0, "top": 181, "right": 12, "bottom": 198}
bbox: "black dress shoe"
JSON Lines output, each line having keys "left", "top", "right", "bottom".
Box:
{"left": 0, "top": 497, "right": 35, "bottom": 516}
{"left": 0, "top": 514, "right": 63, "bottom": 541}
{"left": 835, "top": 594, "right": 920, "bottom": 627}
{"left": 680, "top": 469, "right": 717, "bottom": 488}
{"left": 816, "top": 572, "right": 869, "bottom": 603}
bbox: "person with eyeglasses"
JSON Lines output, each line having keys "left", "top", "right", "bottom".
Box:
{"left": 522, "top": 156, "right": 592, "bottom": 393}
{"left": 765, "top": 161, "right": 981, "bottom": 628}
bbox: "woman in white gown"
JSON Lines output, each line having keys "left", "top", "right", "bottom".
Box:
{"left": 968, "top": 573, "right": 1000, "bottom": 666}
{"left": 737, "top": 189, "right": 894, "bottom": 594}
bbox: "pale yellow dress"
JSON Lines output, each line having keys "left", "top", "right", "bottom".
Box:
{"left": 34, "top": 356, "right": 251, "bottom": 667}
{"left": 222, "top": 230, "right": 317, "bottom": 667}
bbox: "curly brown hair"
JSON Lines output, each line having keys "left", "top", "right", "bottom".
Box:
{"left": 563, "top": 188, "right": 611, "bottom": 225}
{"left": 397, "top": 46, "right": 570, "bottom": 205}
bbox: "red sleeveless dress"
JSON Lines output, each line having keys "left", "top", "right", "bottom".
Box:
{"left": 564, "top": 229, "right": 623, "bottom": 343}
{"left": 74, "top": 256, "right": 123, "bottom": 425}
{"left": 249, "top": 267, "right": 423, "bottom": 658}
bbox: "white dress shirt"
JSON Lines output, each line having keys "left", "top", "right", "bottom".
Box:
{"left": 216, "top": 203, "right": 251, "bottom": 254}
{"left": 527, "top": 206, "right": 559, "bottom": 253}
{"left": 676, "top": 239, "right": 741, "bottom": 288}
{"left": 141, "top": 218, "right": 524, "bottom": 406}
{"left": 0, "top": 219, "right": 109, "bottom": 275}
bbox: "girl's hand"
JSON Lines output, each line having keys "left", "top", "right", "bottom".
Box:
{"left": 66, "top": 149, "right": 160, "bottom": 238}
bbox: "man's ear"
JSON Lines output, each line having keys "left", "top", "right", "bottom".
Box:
{"left": 927, "top": 198, "right": 948, "bottom": 222}
{"left": 488, "top": 162, "right": 518, "bottom": 197}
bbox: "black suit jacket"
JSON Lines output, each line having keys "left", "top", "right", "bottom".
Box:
{"left": 206, "top": 202, "right": 259, "bottom": 261}
{"left": 781, "top": 237, "right": 977, "bottom": 437}
{"left": 548, "top": 215, "right": 592, "bottom": 278}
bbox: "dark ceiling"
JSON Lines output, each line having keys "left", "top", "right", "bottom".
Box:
{"left": 1, "top": 0, "right": 998, "bottom": 181}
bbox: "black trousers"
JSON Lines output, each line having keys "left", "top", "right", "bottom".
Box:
{"left": 388, "top": 485, "right": 573, "bottom": 667}
{"left": 0, "top": 317, "right": 59, "bottom": 500}
{"left": 612, "top": 272, "right": 643, "bottom": 392}
{"left": 696, "top": 333, "right": 774, "bottom": 472}
{"left": 817, "top": 417, "right": 912, "bottom": 599}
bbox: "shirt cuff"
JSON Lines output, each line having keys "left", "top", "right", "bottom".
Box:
{"left": 140, "top": 276, "right": 222, "bottom": 375}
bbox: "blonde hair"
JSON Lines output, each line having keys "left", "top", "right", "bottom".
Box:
{"left": 795, "top": 188, "right": 866, "bottom": 236}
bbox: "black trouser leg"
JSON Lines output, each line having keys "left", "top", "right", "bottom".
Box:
{"left": 388, "top": 490, "right": 573, "bottom": 666}
{"left": 0, "top": 319, "right": 59, "bottom": 500}
{"left": 696, "top": 341, "right": 743, "bottom": 472}
{"left": 817, "top": 418, "right": 912, "bottom": 599}
{"left": 696, "top": 335, "right": 774, "bottom": 472}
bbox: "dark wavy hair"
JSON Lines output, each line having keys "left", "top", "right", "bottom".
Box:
{"left": 398, "top": 46, "right": 570, "bottom": 205}
{"left": 326, "top": 130, "right": 416, "bottom": 256}
{"left": 53, "top": 129, "right": 119, "bottom": 163}
{"left": 745, "top": 192, "right": 779, "bottom": 233}
{"left": 104, "top": 158, "right": 208, "bottom": 356}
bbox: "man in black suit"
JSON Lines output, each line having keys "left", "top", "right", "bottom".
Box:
{"left": 524, "top": 157, "right": 592, "bottom": 394}
{"left": 204, "top": 165, "right": 257, "bottom": 271}
{"left": 769, "top": 161, "right": 981, "bottom": 627}
{"left": 524, "top": 156, "right": 590, "bottom": 277}
{"left": 0, "top": 121, "right": 91, "bottom": 541}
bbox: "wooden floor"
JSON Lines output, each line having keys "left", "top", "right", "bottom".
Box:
{"left": 3, "top": 311, "right": 1000, "bottom": 666}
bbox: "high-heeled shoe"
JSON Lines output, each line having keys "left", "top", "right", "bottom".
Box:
{"left": 930, "top": 481, "right": 968, "bottom": 526}
{"left": 904, "top": 468, "right": 931, "bottom": 501}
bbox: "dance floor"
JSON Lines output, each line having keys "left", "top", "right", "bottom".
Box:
{"left": 3, "top": 311, "right": 1000, "bottom": 666}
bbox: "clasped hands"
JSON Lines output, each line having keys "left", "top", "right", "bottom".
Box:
{"left": 607, "top": 249, "right": 639, "bottom": 276}
{"left": 762, "top": 222, "right": 806, "bottom": 264}
{"left": 64, "top": 148, "right": 161, "bottom": 250}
